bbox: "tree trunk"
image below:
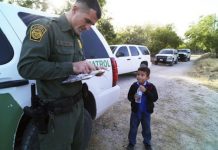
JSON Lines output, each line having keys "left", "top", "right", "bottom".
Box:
{"left": 216, "top": 48, "right": 218, "bottom": 58}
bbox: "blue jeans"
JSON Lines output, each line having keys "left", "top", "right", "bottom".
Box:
{"left": 128, "top": 112, "right": 151, "bottom": 145}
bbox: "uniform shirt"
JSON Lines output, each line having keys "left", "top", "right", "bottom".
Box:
{"left": 18, "top": 14, "right": 84, "bottom": 100}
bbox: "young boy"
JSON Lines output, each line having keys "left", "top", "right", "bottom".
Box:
{"left": 127, "top": 67, "right": 158, "bottom": 150}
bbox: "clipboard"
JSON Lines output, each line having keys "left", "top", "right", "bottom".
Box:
{"left": 62, "top": 69, "right": 106, "bottom": 84}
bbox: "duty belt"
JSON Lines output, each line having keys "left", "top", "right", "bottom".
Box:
{"left": 23, "top": 85, "right": 83, "bottom": 134}
{"left": 46, "top": 91, "right": 82, "bottom": 115}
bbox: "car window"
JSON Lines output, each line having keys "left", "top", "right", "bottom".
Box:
{"left": 0, "top": 29, "right": 14, "bottom": 65}
{"left": 129, "top": 46, "right": 139, "bottom": 56}
{"left": 160, "top": 49, "right": 173, "bottom": 54}
{"left": 138, "top": 46, "right": 149, "bottom": 55}
{"left": 110, "top": 46, "right": 117, "bottom": 53}
{"left": 18, "top": 12, "right": 46, "bottom": 26}
{"left": 179, "top": 49, "right": 189, "bottom": 53}
{"left": 80, "top": 28, "right": 109, "bottom": 59}
{"left": 116, "top": 46, "right": 129, "bottom": 57}
{"left": 179, "top": 50, "right": 187, "bottom": 52}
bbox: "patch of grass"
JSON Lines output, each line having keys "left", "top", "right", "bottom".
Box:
{"left": 188, "top": 54, "right": 218, "bottom": 91}
{"left": 193, "top": 105, "right": 208, "bottom": 115}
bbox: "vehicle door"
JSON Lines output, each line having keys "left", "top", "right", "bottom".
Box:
{"left": 114, "top": 46, "right": 131, "bottom": 74}
{"left": 80, "top": 26, "right": 113, "bottom": 90}
{"left": 0, "top": 12, "right": 29, "bottom": 150}
{"left": 128, "top": 46, "right": 141, "bottom": 72}
{"left": 138, "top": 46, "right": 151, "bottom": 67}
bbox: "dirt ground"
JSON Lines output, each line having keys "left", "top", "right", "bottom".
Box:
{"left": 87, "top": 56, "right": 218, "bottom": 150}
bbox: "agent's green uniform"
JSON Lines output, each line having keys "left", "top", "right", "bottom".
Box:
{"left": 18, "top": 14, "right": 84, "bottom": 150}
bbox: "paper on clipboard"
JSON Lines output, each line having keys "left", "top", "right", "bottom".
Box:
{"left": 62, "top": 69, "right": 106, "bottom": 84}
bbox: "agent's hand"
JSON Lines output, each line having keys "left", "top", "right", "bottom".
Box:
{"left": 72, "top": 61, "right": 96, "bottom": 74}
{"left": 139, "top": 85, "right": 147, "bottom": 92}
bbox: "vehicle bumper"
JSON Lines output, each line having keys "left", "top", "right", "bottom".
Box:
{"left": 178, "top": 54, "right": 188, "bottom": 60}
{"left": 155, "top": 59, "right": 173, "bottom": 64}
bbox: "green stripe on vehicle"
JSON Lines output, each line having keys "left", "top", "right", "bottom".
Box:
{"left": 0, "top": 93, "right": 23, "bottom": 150}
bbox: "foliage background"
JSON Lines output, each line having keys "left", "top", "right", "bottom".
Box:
{"left": 2, "top": 0, "right": 218, "bottom": 56}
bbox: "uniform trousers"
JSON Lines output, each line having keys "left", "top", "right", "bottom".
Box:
{"left": 39, "top": 99, "right": 84, "bottom": 150}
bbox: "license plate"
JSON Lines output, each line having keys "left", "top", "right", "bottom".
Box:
{"left": 160, "top": 59, "right": 163, "bottom": 61}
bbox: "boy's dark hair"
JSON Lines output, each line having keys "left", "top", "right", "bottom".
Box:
{"left": 138, "top": 67, "right": 150, "bottom": 77}
{"left": 76, "top": 0, "right": 102, "bottom": 19}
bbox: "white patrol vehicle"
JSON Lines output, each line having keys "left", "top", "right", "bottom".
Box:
{"left": 110, "top": 44, "right": 152, "bottom": 74}
{"left": 0, "top": 3, "right": 120, "bottom": 150}
{"left": 178, "top": 49, "right": 191, "bottom": 61}
{"left": 154, "top": 48, "right": 178, "bottom": 66}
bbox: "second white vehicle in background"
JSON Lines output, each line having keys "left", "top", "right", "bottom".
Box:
{"left": 154, "top": 48, "right": 178, "bottom": 66}
{"left": 110, "top": 44, "right": 151, "bottom": 74}
{"left": 178, "top": 49, "right": 191, "bottom": 61}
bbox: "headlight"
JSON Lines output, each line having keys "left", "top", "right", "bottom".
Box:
{"left": 167, "top": 56, "right": 173, "bottom": 61}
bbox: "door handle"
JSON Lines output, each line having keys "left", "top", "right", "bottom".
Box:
{"left": 138, "top": 57, "right": 141, "bottom": 59}
{"left": 0, "top": 79, "right": 29, "bottom": 89}
{"left": 127, "top": 59, "right": 131, "bottom": 60}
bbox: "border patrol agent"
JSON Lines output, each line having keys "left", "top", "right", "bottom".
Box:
{"left": 17, "top": 0, "right": 101, "bottom": 149}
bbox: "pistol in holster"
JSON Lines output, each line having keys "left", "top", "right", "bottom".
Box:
{"left": 23, "top": 84, "right": 49, "bottom": 134}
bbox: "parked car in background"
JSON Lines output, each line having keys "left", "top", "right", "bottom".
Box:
{"left": 154, "top": 48, "right": 178, "bottom": 66}
{"left": 110, "top": 44, "right": 151, "bottom": 74}
{"left": 0, "top": 3, "right": 120, "bottom": 150}
{"left": 178, "top": 49, "right": 191, "bottom": 61}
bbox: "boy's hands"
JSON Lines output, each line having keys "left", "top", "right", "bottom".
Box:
{"left": 139, "top": 85, "right": 147, "bottom": 92}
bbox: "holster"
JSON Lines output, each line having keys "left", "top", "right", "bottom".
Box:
{"left": 24, "top": 102, "right": 49, "bottom": 134}
{"left": 24, "top": 91, "right": 82, "bottom": 134}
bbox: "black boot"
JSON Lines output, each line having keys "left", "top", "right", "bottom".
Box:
{"left": 126, "top": 143, "right": 134, "bottom": 150}
{"left": 144, "top": 144, "right": 152, "bottom": 150}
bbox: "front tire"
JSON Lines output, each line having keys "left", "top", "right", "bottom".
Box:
{"left": 21, "top": 120, "right": 39, "bottom": 150}
{"left": 140, "top": 61, "right": 148, "bottom": 67}
{"left": 170, "top": 60, "right": 174, "bottom": 66}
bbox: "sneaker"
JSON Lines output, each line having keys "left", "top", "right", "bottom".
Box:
{"left": 144, "top": 144, "right": 152, "bottom": 150}
{"left": 126, "top": 143, "right": 134, "bottom": 150}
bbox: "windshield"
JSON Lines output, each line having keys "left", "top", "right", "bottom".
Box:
{"left": 178, "top": 49, "right": 188, "bottom": 53}
{"left": 159, "top": 49, "right": 173, "bottom": 54}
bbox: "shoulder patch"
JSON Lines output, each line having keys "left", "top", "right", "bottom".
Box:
{"left": 30, "top": 24, "right": 47, "bottom": 42}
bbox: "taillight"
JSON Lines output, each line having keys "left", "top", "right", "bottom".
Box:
{"left": 110, "top": 57, "right": 118, "bottom": 87}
